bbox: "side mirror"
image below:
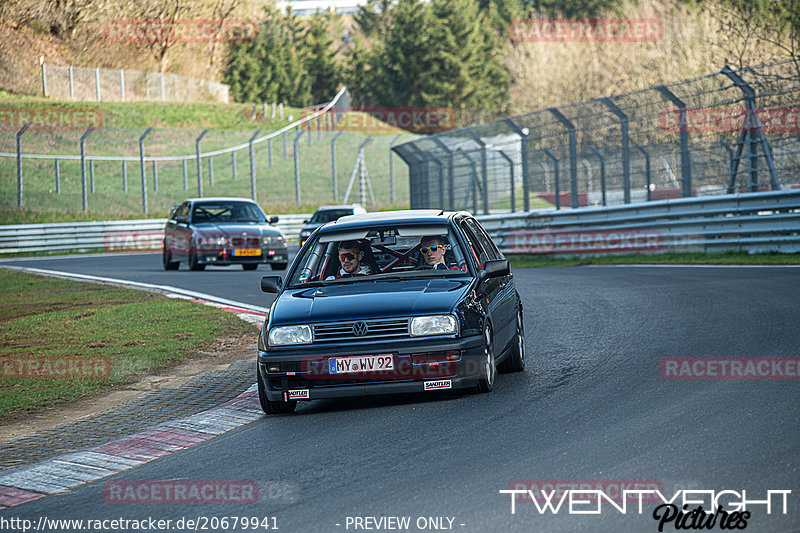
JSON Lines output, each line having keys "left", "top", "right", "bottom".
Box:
{"left": 169, "top": 205, "right": 180, "bottom": 218}
{"left": 481, "top": 259, "right": 510, "bottom": 280}
{"left": 302, "top": 219, "right": 309, "bottom": 224}
{"left": 261, "top": 275, "right": 283, "bottom": 293}
{"left": 268, "top": 215, "right": 279, "bottom": 224}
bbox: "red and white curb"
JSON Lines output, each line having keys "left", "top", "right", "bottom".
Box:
{"left": 0, "top": 386, "right": 263, "bottom": 508}
{"left": 0, "top": 267, "right": 270, "bottom": 509}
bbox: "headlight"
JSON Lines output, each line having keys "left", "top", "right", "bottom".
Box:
{"left": 268, "top": 325, "right": 312, "bottom": 346}
{"left": 262, "top": 235, "right": 285, "bottom": 246}
{"left": 410, "top": 315, "right": 458, "bottom": 337}
{"left": 300, "top": 231, "right": 311, "bottom": 237}
{"left": 215, "top": 236, "right": 228, "bottom": 246}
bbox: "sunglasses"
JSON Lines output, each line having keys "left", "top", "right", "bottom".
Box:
{"left": 339, "top": 252, "right": 360, "bottom": 261}
{"left": 420, "top": 245, "right": 444, "bottom": 254}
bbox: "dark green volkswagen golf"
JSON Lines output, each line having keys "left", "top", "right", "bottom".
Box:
{"left": 256, "top": 210, "right": 525, "bottom": 414}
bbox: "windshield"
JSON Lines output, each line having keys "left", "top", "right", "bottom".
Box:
{"left": 288, "top": 224, "right": 471, "bottom": 287}
{"left": 309, "top": 209, "right": 353, "bottom": 224}
{"left": 191, "top": 202, "right": 266, "bottom": 223}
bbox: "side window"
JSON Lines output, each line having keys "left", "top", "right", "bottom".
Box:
{"left": 459, "top": 221, "right": 488, "bottom": 269}
{"left": 467, "top": 219, "right": 503, "bottom": 260}
{"left": 175, "top": 203, "right": 189, "bottom": 219}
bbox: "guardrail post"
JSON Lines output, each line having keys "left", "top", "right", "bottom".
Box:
{"left": 54, "top": 159, "right": 60, "bottom": 194}
{"left": 721, "top": 66, "right": 780, "bottom": 191}
{"left": 90, "top": 160, "right": 95, "bottom": 193}
{"left": 549, "top": 108, "right": 579, "bottom": 208}
{"left": 181, "top": 159, "right": 187, "bottom": 190}
{"left": 152, "top": 161, "right": 158, "bottom": 191}
{"left": 139, "top": 127, "right": 152, "bottom": 214}
{"left": 635, "top": 144, "right": 652, "bottom": 201}
{"left": 389, "top": 134, "right": 402, "bottom": 205}
{"left": 80, "top": 127, "right": 95, "bottom": 212}
{"left": 542, "top": 148, "right": 560, "bottom": 210}
{"left": 231, "top": 152, "right": 237, "bottom": 180}
{"left": 498, "top": 151, "right": 515, "bottom": 212}
{"left": 431, "top": 138, "right": 455, "bottom": 211}
{"left": 331, "top": 131, "right": 344, "bottom": 201}
{"left": 122, "top": 161, "right": 127, "bottom": 192}
{"left": 656, "top": 85, "right": 693, "bottom": 197}
{"left": 587, "top": 146, "right": 607, "bottom": 206}
{"left": 195, "top": 129, "right": 209, "bottom": 197}
{"left": 249, "top": 129, "right": 262, "bottom": 201}
{"left": 208, "top": 157, "right": 214, "bottom": 187}
{"left": 294, "top": 130, "right": 305, "bottom": 204}
{"left": 466, "top": 130, "right": 489, "bottom": 214}
{"left": 600, "top": 97, "right": 631, "bottom": 204}
{"left": 503, "top": 118, "right": 531, "bottom": 212}
{"left": 16, "top": 122, "right": 31, "bottom": 208}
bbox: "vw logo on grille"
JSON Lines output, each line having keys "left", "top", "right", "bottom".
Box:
{"left": 352, "top": 321, "right": 368, "bottom": 337}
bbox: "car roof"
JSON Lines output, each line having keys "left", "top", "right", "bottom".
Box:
{"left": 185, "top": 197, "right": 259, "bottom": 203}
{"left": 314, "top": 204, "right": 366, "bottom": 212}
{"left": 320, "top": 209, "right": 458, "bottom": 232}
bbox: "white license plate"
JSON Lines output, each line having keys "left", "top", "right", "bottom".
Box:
{"left": 329, "top": 354, "right": 394, "bottom": 374}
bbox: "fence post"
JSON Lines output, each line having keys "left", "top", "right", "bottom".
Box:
{"left": 95, "top": 67, "right": 101, "bottom": 101}
{"left": 54, "top": 159, "right": 60, "bottom": 194}
{"left": 80, "top": 127, "right": 95, "bottom": 212}
{"left": 655, "top": 85, "right": 693, "bottom": 197}
{"left": 498, "top": 151, "right": 515, "bottom": 212}
{"left": 283, "top": 131, "right": 288, "bottom": 159}
{"left": 600, "top": 97, "right": 631, "bottom": 204}
{"left": 268, "top": 138, "right": 273, "bottom": 167}
{"left": 152, "top": 161, "right": 158, "bottom": 191}
{"left": 139, "top": 127, "right": 153, "bottom": 214}
{"left": 588, "top": 146, "right": 607, "bottom": 206}
{"left": 249, "top": 129, "right": 262, "bottom": 201}
{"left": 542, "top": 148, "right": 560, "bottom": 210}
{"left": 122, "top": 161, "right": 127, "bottom": 192}
{"left": 69, "top": 65, "right": 74, "bottom": 100}
{"left": 90, "top": 160, "right": 95, "bottom": 193}
{"left": 307, "top": 120, "right": 312, "bottom": 147}
{"left": 635, "top": 144, "right": 652, "bottom": 201}
{"left": 389, "top": 134, "right": 402, "bottom": 205}
{"left": 182, "top": 159, "right": 187, "bottom": 190}
{"left": 466, "top": 131, "right": 489, "bottom": 214}
{"left": 16, "top": 122, "right": 31, "bottom": 208}
{"left": 458, "top": 149, "right": 480, "bottom": 213}
{"left": 502, "top": 118, "right": 531, "bottom": 212}
{"left": 40, "top": 57, "right": 46, "bottom": 97}
{"left": 294, "top": 130, "right": 305, "bottom": 204}
{"left": 160, "top": 72, "right": 165, "bottom": 101}
{"left": 120, "top": 70, "right": 125, "bottom": 101}
{"left": 231, "top": 152, "right": 237, "bottom": 180}
{"left": 331, "top": 131, "right": 344, "bottom": 202}
{"left": 432, "top": 159, "right": 445, "bottom": 208}
{"left": 195, "top": 129, "right": 209, "bottom": 197}
{"left": 549, "top": 107, "right": 579, "bottom": 208}
{"left": 432, "top": 138, "right": 455, "bottom": 211}
{"left": 208, "top": 157, "right": 214, "bottom": 187}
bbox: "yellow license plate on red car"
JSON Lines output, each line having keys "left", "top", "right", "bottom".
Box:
{"left": 233, "top": 248, "right": 261, "bottom": 257}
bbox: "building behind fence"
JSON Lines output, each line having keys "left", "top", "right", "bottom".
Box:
{"left": 41, "top": 63, "right": 230, "bottom": 104}
{"left": 393, "top": 59, "right": 800, "bottom": 214}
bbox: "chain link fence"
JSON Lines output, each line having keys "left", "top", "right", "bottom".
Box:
{"left": 42, "top": 63, "right": 230, "bottom": 103}
{"left": 393, "top": 59, "right": 800, "bottom": 213}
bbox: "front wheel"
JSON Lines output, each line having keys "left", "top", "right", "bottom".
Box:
{"left": 476, "top": 325, "right": 496, "bottom": 393}
{"left": 162, "top": 244, "right": 179, "bottom": 270}
{"left": 188, "top": 247, "right": 205, "bottom": 271}
{"left": 257, "top": 369, "right": 297, "bottom": 414}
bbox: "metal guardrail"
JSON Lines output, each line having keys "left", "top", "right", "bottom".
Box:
{"left": 0, "top": 214, "right": 311, "bottom": 255}
{"left": 477, "top": 190, "right": 800, "bottom": 255}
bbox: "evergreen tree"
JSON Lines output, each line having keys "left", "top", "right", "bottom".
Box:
{"left": 303, "top": 14, "right": 341, "bottom": 104}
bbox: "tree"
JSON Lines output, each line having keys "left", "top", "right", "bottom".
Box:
{"left": 303, "top": 13, "right": 340, "bottom": 104}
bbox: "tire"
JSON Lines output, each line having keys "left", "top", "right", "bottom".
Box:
{"left": 257, "top": 369, "right": 297, "bottom": 414}
{"left": 499, "top": 306, "right": 525, "bottom": 373}
{"left": 476, "top": 324, "right": 496, "bottom": 393}
{"left": 271, "top": 262, "right": 288, "bottom": 270}
{"left": 162, "top": 244, "right": 179, "bottom": 270}
{"left": 188, "top": 246, "right": 205, "bottom": 271}
{"left": 242, "top": 263, "right": 259, "bottom": 271}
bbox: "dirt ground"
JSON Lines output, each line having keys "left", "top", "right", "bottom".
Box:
{"left": 0, "top": 334, "right": 257, "bottom": 443}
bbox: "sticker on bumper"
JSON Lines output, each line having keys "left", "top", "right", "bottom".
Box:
{"left": 424, "top": 380, "right": 452, "bottom": 391}
{"left": 287, "top": 389, "right": 309, "bottom": 400}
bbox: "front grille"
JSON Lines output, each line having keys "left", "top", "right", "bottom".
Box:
{"left": 313, "top": 318, "right": 410, "bottom": 343}
{"left": 231, "top": 236, "right": 260, "bottom": 247}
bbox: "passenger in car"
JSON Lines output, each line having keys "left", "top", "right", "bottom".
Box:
{"left": 328, "top": 240, "right": 373, "bottom": 279}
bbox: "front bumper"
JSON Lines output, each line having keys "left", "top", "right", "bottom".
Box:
{"left": 197, "top": 245, "right": 288, "bottom": 265}
{"left": 257, "top": 335, "right": 484, "bottom": 401}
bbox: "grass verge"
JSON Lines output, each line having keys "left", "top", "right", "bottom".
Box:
{"left": 507, "top": 251, "right": 800, "bottom": 268}
{"left": 0, "top": 269, "right": 257, "bottom": 420}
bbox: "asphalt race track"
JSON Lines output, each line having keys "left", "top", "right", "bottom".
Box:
{"left": 1, "top": 254, "right": 799, "bottom": 532}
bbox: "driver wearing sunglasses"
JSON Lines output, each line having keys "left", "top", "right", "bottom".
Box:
{"left": 327, "top": 240, "right": 373, "bottom": 279}
{"left": 418, "top": 236, "right": 450, "bottom": 270}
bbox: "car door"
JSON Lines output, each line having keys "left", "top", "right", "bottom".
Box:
{"left": 464, "top": 217, "right": 516, "bottom": 350}
{"left": 171, "top": 202, "right": 192, "bottom": 259}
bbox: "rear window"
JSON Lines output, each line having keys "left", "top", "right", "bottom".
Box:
{"left": 288, "top": 225, "right": 471, "bottom": 287}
